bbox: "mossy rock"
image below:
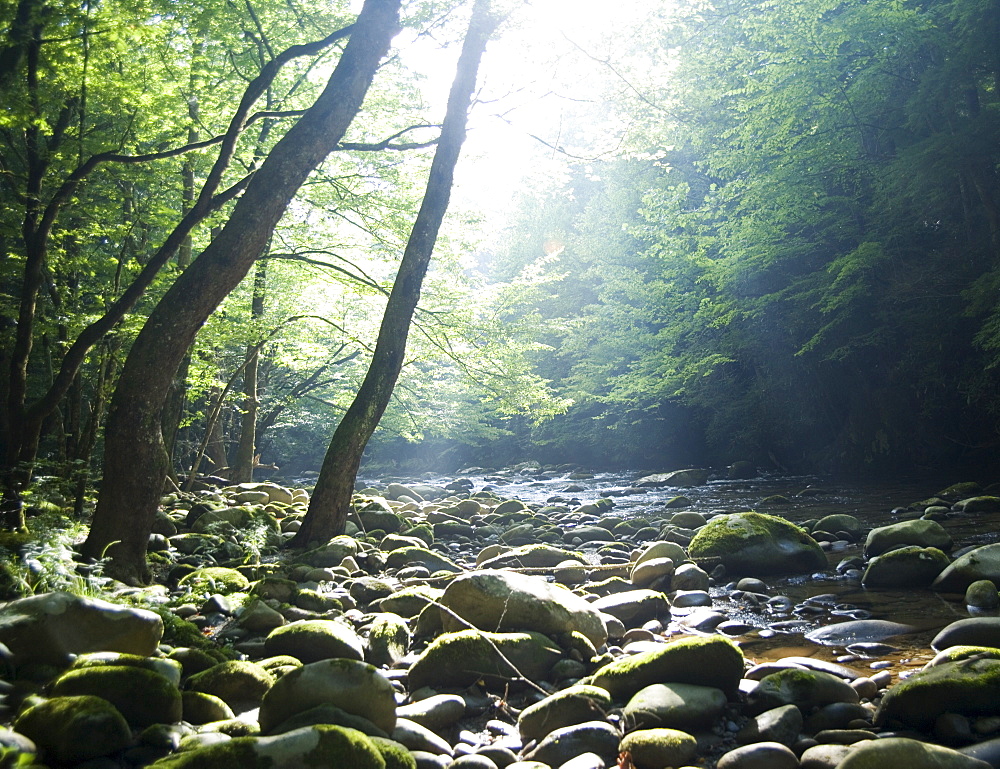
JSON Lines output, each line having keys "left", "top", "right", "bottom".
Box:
{"left": 936, "top": 482, "right": 983, "bottom": 501}
{"left": 861, "top": 546, "right": 950, "bottom": 588}
{"left": 875, "top": 657, "right": 1000, "bottom": 730}
{"left": 588, "top": 635, "right": 744, "bottom": 701}
{"left": 375, "top": 585, "right": 442, "bottom": 618}
{"left": 369, "top": 736, "right": 417, "bottom": 769}
{"left": 517, "top": 684, "right": 613, "bottom": 741}
{"left": 146, "top": 724, "right": 386, "bottom": 769}
{"left": 178, "top": 567, "right": 251, "bottom": 594}
{"left": 618, "top": 728, "right": 698, "bottom": 769}
{"left": 477, "top": 544, "right": 586, "bottom": 569}
{"left": 407, "top": 629, "right": 563, "bottom": 691}
{"left": 263, "top": 619, "right": 364, "bottom": 663}
{"left": 365, "top": 613, "right": 411, "bottom": 668}
{"left": 813, "top": 514, "right": 864, "bottom": 539}
{"left": 383, "top": 546, "right": 462, "bottom": 574}
{"left": 186, "top": 660, "right": 275, "bottom": 708}
{"left": 688, "top": 512, "right": 826, "bottom": 577}
{"left": 51, "top": 664, "right": 182, "bottom": 727}
{"left": 836, "top": 736, "right": 992, "bottom": 769}
{"left": 15, "top": 694, "right": 130, "bottom": 764}
{"left": 747, "top": 667, "right": 859, "bottom": 714}
{"left": 70, "top": 652, "right": 182, "bottom": 687}
{"left": 182, "top": 691, "right": 236, "bottom": 725}
{"left": 298, "top": 536, "right": 360, "bottom": 567}
{"left": 258, "top": 658, "right": 397, "bottom": 735}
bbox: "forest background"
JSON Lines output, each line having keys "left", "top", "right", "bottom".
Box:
{"left": 2, "top": 0, "right": 999, "bottom": 523}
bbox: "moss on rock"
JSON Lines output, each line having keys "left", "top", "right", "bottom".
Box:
{"left": 688, "top": 512, "right": 826, "bottom": 577}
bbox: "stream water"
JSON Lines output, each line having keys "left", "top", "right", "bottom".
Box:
{"left": 359, "top": 467, "right": 1000, "bottom": 677}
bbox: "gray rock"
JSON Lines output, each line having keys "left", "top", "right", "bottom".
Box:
{"left": 635, "top": 469, "right": 709, "bottom": 488}
{"left": 737, "top": 704, "right": 802, "bottom": 747}
{"left": 670, "top": 563, "right": 710, "bottom": 591}
{"left": 747, "top": 668, "right": 859, "bottom": 714}
{"left": 258, "top": 658, "right": 397, "bottom": 735}
{"left": 397, "top": 694, "right": 466, "bottom": 732}
{"left": 385, "top": 546, "right": 464, "bottom": 574}
{"left": 524, "top": 721, "right": 621, "bottom": 767}
{"left": 298, "top": 536, "right": 359, "bottom": 566}
{"left": 0, "top": 591, "right": 163, "bottom": 666}
{"left": 630, "top": 557, "right": 674, "bottom": 588}
{"left": 392, "top": 717, "right": 453, "bottom": 756}
{"left": 837, "top": 737, "right": 991, "bottom": 769}
{"left": 365, "top": 612, "right": 411, "bottom": 668}
{"left": 635, "top": 542, "right": 688, "bottom": 567}
{"left": 966, "top": 580, "right": 1000, "bottom": 610}
{"left": 439, "top": 570, "right": 607, "bottom": 647}
{"left": 933, "top": 544, "right": 1000, "bottom": 594}
{"left": 804, "top": 619, "right": 917, "bottom": 646}
{"left": 864, "top": 519, "right": 953, "bottom": 557}
{"left": 622, "top": 682, "right": 726, "bottom": 731}
{"left": 590, "top": 590, "right": 670, "bottom": 625}
{"left": 477, "top": 545, "right": 586, "bottom": 570}
{"left": 799, "top": 743, "right": 853, "bottom": 769}
{"left": 687, "top": 512, "right": 826, "bottom": 577}
{"left": 716, "top": 741, "right": 799, "bottom": 769}
{"left": 932, "top": 617, "right": 1000, "bottom": 651}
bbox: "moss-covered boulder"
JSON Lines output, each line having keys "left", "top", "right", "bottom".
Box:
{"left": 182, "top": 691, "right": 236, "bottom": 724}
{"left": 375, "top": 585, "right": 442, "bottom": 618}
{"left": 747, "top": 668, "right": 859, "bottom": 714}
{"left": 0, "top": 591, "right": 163, "bottom": 666}
{"left": 837, "top": 737, "right": 992, "bottom": 769}
{"left": 476, "top": 543, "right": 586, "bottom": 569}
{"left": 14, "top": 695, "right": 130, "bottom": 764}
{"left": 383, "top": 546, "right": 463, "bottom": 574}
{"left": 438, "top": 570, "right": 607, "bottom": 647}
{"left": 369, "top": 736, "right": 417, "bottom": 769}
{"left": 517, "top": 684, "right": 614, "bottom": 742}
{"left": 688, "top": 512, "right": 826, "bottom": 577}
{"left": 861, "top": 546, "right": 950, "bottom": 588}
{"left": 875, "top": 657, "right": 1000, "bottom": 730}
{"left": 365, "top": 612, "right": 411, "bottom": 668}
{"left": 635, "top": 541, "right": 688, "bottom": 567}
{"left": 618, "top": 728, "right": 698, "bottom": 769}
{"left": 263, "top": 619, "right": 364, "bottom": 663}
{"left": 178, "top": 567, "right": 251, "bottom": 594}
{"left": 622, "top": 682, "right": 727, "bottom": 731}
{"left": 523, "top": 720, "right": 622, "bottom": 767}
{"left": 258, "top": 658, "right": 396, "bottom": 735}
{"left": 186, "top": 660, "right": 275, "bottom": 709}
{"left": 864, "top": 519, "right": 953, "bottom": 558}
{"left": 147, "top": 724, "right": 386, "bottom": 769}
{"left": 588, "top": 635, "right": 744, "bottom": 700}
{"left": 70, "top": 651, "right": 183, "bottom": 687}
{"left": 51, "top": 664, "right": 182, "bottom": 727}
{"left": 932, "top": 543, "right": 1000, "bottom": 594}
{"left": 298, "top": 535, "right": 360, "bottom": 567}
{"left": 407, "top": 629, "right": 562, "bottom": 691}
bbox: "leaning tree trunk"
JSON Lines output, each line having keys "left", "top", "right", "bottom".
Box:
{"left": 83, "top": 0, "right": 402, "bottom": 585}
{"left": 292, "top": 0, "right": 498, "bottom": 548}
{"left": 233, "top": 260, "right": 268, "bottom": 482}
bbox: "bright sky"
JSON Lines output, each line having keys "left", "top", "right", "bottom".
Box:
{"left": 397, "top": 0, "right": 656, "bottom": 227}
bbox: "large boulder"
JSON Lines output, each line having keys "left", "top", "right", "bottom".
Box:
{"left": 14, "top": 695, "right": 130, "bottom": 764}
{"left": 263, "top": 619, "right": 365, "bottom": 663}
{"left": 931, "top": 617, "right": 1000, "bottom": 651}
{"left": 50, "top": 665, "right": 182, "bottom": 727}
{"left": 837, "top": 737, "right": 991, "bottom": 769}
{"left": 746, "top": 668, "right": 859, "bottom": 714}
{"left": 588, "top": 635, "right": 744, "bottom": 700}
{"left": 864, "top": 519, "right": 953, "bottom": 557}
{"left": 687, "top": 512, "right": 826, "bottom": 577}
{"left": 407, "top": 629, "right": 562, "bottom": 691}
{"left": 875, "top": 657, "right": 1000, "bottom": 730}
{"left": 635, "top": 470, "right": 709, "bottom": 488}
{"left": 932, "top": 543, "right": 1000, "bottom": 594}
{"left": 438, "top": 570, "right": 608, "bottom": 647}
{"left": 622, "top": 682, "right": 727, "bottom": 731}
{"left": 258, "top": 658, "right": 397, "bottom": 735}
{"left": 861, "top": 546, "right": 950, "bottom": 588}
{"left": 0, "top": 591, "right": 163, "bottom": 666}
{"left": 517, "top": 684, "right": 613, "bottom": 742}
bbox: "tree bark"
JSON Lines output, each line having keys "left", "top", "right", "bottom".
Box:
{"left": 292, "top": 0, "right": 498, "bottom": 548}
{"left": 83, "top": 0, "right": 402, "bottom": 584}
{"left": 233, "top": 260, "right": 268, "bottom": 482}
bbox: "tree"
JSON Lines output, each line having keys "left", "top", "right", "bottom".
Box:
{"left": 291, "top": 0, "right": 500, "bottom": 546}
{"left": 83, "top": 0, "right": 403, "bottom": 584}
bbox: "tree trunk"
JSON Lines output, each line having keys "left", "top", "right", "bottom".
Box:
{"left": 292, "top": 0, "right": 498, "bottom": 548}
{"left": 83, "top": 0, "right": 402, "bottom": 584}
{"left": 233, "top": 260, "right": 268, "bottom": 482}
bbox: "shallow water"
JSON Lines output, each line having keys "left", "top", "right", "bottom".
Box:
{"left": 362, "top": 468, "right": 1000, "bottom": 676}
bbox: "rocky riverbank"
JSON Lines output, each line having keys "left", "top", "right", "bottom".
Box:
{"left": 1, "top": 469, "right": 1000, "bottom": 768}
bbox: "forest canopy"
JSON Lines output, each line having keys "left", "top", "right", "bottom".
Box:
{"left": 1, "top": 0, "right": 999, "bottom": 514}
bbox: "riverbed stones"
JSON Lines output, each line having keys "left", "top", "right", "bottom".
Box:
{"left": 966, "top": 580, "right": 1000, "bottom": 609}
{"left": 407, "top": 630, "right": 562, "bottom": 690}
{"left": 861, "top": 546, "right": 950, "bottom": 588}
{"left": 257, "top": 658, "right": 397, "bottom": 734}
{"left": 590, "top": 589, "right": 669, "bottom": 624}
{"left": 298, "top": 535, "right": 359, "bottom": 566}
{"left": 396, "top": 694, "right": 466, "bottom": 732}
{"left": 619, "top": 727, "right": 698, "bottom": 769}
{"left": 932, "top": 543, "right": 1000, "bottom": 593}
{"left": 385, "top": 546, "right": 464, "bottom": 574}
{"left": 0, "top": 591, "right": 163, "bottom": 666}
{"left": 517, "top": 684, "right": 614, "bottom": 741}
{"left": 804, "top": 619, "right": 918, "bottom": 646}
{"left": 622, "top": 681, "right": 727, "bottom": 731}
{"left": 635, "top": 540, "right": 688, "bottom": 567}
{"left": 716, "top": 741, "right": 799, "bottom": 769}
{"left": 630, "top": 556, "right": 674, "bottom": 587}
{"left": 747, "top": 668, "right": 859, "bottom": 714}
{"left": 366, "top": 612, "right": 411, "bottom": 667}
{"left": 737, "top": 703, "right": 803, "bottom": 747}
{"left": 146, "top": 724, "right": 387, "bottom": 769}
{"left": 688, "top": 512, "right": 826, "bottom": 576}
{"left": 588, "top": 634, "right": 744, "bottom": 700}
{"left": 477, "top": 544, "right": 586, "bottom": 569}
{"left": 263, "top": 619, "right": 364, "bottom": 663}
{"left": 14, "top": 694, "right": 131, "bottom": 764}
{"left": 186, "top": 660, "right": 275, "bottom": 708}
{"left": 438, "top": 570, "right": 607, "bottom": 647}
{"left": 875, "top": 657, "right": 1000, "bottom": 730}
{"left": 523, "top": 720, "right": 622, "bottom": 767}
{"left": 836, "top": 737, "right": 993, "bottom": 769}
{"left": 864, "top": 519, "right": 953, "bottom": 557}
{"left": 635, "top": 469, "right": 709, "bottom": 488}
